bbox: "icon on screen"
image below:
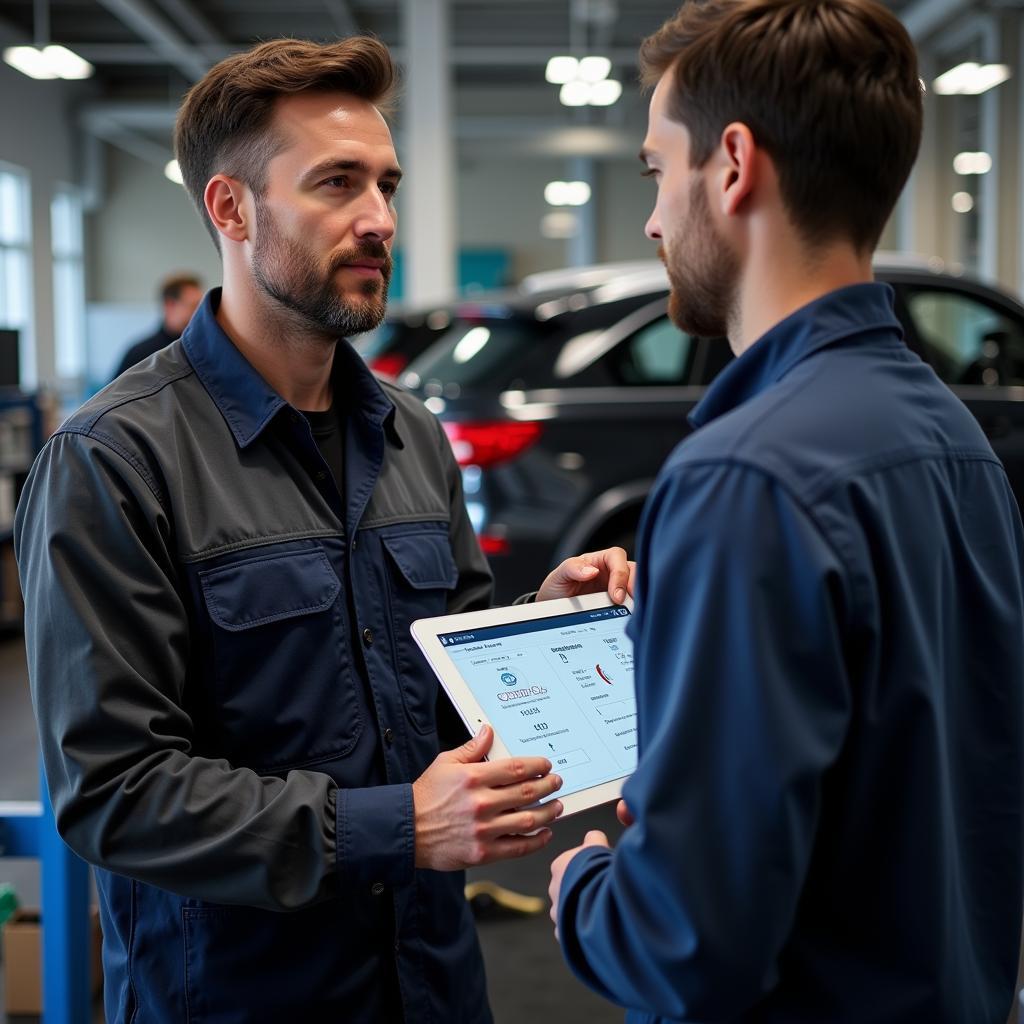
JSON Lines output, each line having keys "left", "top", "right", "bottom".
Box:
{"left": 500, "top": 671, "right": 518, "bottom": 686}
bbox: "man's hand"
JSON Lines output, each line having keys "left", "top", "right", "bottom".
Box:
{"left": 413, "top": 725, "right": 565, "bottom": 871}
{"left": 548, "top": 830, "right": 611, "bottom": 941}
{"left": 537, "top": 547, "right": 636, "bottom": 605}
{"left": 616, "top": 799, "right": 634, "bottom": 827}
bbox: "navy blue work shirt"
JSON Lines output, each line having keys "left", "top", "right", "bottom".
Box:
{"left": 16, "top": 291, "right": 496, "bottom": 1023}
{"left": 556, "top": 283, "right": 1024, "bottom": 1023}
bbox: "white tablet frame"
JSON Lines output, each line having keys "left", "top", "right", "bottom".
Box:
{"left": 411, "top": 592, "right": 636, "bottom": 819}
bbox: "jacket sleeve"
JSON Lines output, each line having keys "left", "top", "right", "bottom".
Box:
{"left": 556, "top": 461, "right": 854, "bottom": 1020}
{"left": 15, "top": 430, "right": 412, "bottom": 912}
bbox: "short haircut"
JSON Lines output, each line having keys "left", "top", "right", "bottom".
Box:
{"left": 174, "top": 37, "right": 396, "bottom": 248}
{"left": 640, "top": 0, "right": 923, "bottom": 253}
{"left": 160, "top": 273, "right": 202, "bottom": 304}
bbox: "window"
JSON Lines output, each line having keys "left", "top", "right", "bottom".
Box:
{"left": 51, "top": 188, "right": 86, "bottom": 380}
{"left": 0, "top": 163, "right": 32, "bottom": 387}
{"left": 608, "top": 316, "right": 694, "bottom": 386}
{"left": 904, "top": 287, "right": 1024, "bottom": 386}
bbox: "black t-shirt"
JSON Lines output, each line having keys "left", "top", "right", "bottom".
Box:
{"left": 301, "top": 406, "right": 345, "bottom": 496}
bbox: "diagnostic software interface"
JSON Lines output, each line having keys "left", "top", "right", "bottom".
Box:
{"left": 439, "top": 605, "right": 637, "bottom": 799}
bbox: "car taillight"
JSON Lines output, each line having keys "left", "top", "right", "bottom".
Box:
{"left": 369, "top": 353, "right": 408, "bottom": 378}
{"left": 478, "top": 534, "right": 511, "bottom": 556}
{"left": 442, "top": 421, "right": 543, "bottom": 468}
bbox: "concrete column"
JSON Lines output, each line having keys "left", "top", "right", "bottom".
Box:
{"left": 567, "top": 155, "right": 597, "bottom": 267}
{"left": 401, "top": 0, "right": 456, "bottom": 306}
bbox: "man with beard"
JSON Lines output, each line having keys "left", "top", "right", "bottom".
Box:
{"left": 15, "top": 38, "right": 632, "bottom": 1024}
{"left": 549, "top": 2, "right": 1024, "bottom": 1022}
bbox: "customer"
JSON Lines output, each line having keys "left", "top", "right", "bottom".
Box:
{"left": 549, "top": 2, "right": 1024, "bottom": 1022}
{"left": 111, "top": 272, "right": 203, "bottom": 378}
{"left": 16, "top": 37, "right": 632, "bottom": 1024}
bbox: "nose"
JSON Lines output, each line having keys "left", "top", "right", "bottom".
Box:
{"left": 645, "top": 207, "right": 662, "bottom": 242}
{"left": 353, "top": 186, "right": 396, "bottom": 243}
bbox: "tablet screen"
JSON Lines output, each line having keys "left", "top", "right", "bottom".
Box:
{"left": 438, "top": 604, "right": 637, "bottom": 800}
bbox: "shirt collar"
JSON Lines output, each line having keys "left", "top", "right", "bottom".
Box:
{"left": 689, "top": 282, "right": 903, "bottom": 429}
{"left": 181, "top": 288, "right": 401, "bottom": 449}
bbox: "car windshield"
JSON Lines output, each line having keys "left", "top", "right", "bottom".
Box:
{"left": 404, "top": 317, "right": 553, "bottom": 389}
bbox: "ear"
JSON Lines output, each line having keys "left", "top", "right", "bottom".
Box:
{"left": 204, "top": 174, "right": 251, "bottom": 245}
{"left": 715, "top": 122, "right": 757, "bottom": 218}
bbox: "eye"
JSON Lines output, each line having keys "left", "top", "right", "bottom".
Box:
{"left": 323, "top": 175, "right": 350, "bottom": 189}
{"left": 379, "top": 181, "right": 399, "bottom": 197}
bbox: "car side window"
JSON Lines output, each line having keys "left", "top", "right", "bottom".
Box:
{"left": 609, "top": 316, "right": 694, "bottom": 386}
{"left": 904, "top": 287, "right": 1024, "bottom": 386}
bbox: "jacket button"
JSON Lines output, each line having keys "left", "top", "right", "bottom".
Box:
{"left": 383, "top": 727, "right": 394, "bottom": 746}
{"left": 362, "top": 627, "right": 374, "bottom": 647}
{"left": 371, "top": 882, "right": 385, "bottom": 896}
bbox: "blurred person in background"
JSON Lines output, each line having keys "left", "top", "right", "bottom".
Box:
{"left": 548, "top": 1, "right": 1024, "bottom": 1022}
{"left": 111, "top": 272, "right": 204, "bottom": 378}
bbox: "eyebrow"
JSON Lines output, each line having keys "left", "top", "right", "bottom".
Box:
{"left": 302, "top": 158, "right": 404, "bottom": 185}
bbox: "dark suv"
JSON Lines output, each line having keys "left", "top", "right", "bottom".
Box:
{"left": 401, "top": 257, "right": 1024, "bottom": 602}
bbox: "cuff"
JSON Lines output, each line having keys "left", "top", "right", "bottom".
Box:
{"left": 557, "top": 844, "right": 614, "bottom": 984}
{"left": 336, "top": 783, "right": 415, "bottom": 889}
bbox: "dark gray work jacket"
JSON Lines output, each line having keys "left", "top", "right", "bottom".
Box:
{"left": 15, "top": 289, "right": 496, "bottom": 1024}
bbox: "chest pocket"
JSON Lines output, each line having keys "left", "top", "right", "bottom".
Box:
{"left": 382, "top": 529, "right": 458, "bottom": 734}
{"left": 198, "top": 546, "right": 361, "bottom": 771}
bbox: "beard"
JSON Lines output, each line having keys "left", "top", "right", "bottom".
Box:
{"left": 661, "top": 175, "right": 739, "bottom": 339}
{"left": 251, "top": 195, "right": 392, "bottom": 338}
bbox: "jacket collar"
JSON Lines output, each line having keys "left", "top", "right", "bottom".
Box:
{"left": 181, "top": 288, "right": 401, "bottom": 449}
{"left": 689, "top": 282, "right": 903, "bottom": 429}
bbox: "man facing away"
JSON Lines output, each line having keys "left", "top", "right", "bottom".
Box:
{"left": 111, "top": 272, "right": 204, "bottom": 379}
{"left": 16, "top": 37, "right": 633, "bottom": 1024}
{"left": 549, "top": 2, "right": 1024, "bottom": 1022}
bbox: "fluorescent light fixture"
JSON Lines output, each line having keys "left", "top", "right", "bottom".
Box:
{"left": 933, "top": 62, "right": 1011, "bottom": 95}
{"left": 3, "top": 44, "right": 93, "bottom": 80}
{"left": 578, "top": 56, "right": 611, "bottom": 83}
{"left": 588, "top": 79, "right": 622, "bottom": 106}
{"left": 951, "top": 191, "right": 974, "bottom": 214}
{"left": 545, "top": 180, "right": 591, "bottom": 207}
{"left": 952, "top": 151, "right": 992, "bottom": 175}
{"left": 545, "top": 55, "right": 579, "bottom": 84}
{"left": 541, "top": 211, "right": 579, "bottom": 239}
{"left": 3, "top": 46, "right": 57, "bottom": 79}
{"left": 559, "top": 80, "right": 591, "bottom": 107}
{"left": 42, "top": 45, "right": 92, "bottom": 79}
{"left": 164, "top": 159, "right": 184, "bottom": 185}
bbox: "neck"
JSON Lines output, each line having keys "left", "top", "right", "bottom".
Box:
{"left": 729, "top": 232, "right": 873, "bottom": 356}
{"left": 216, "top": 264, "right": 335, "bottom": 412}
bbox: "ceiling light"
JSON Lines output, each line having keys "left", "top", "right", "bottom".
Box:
{"left": 164, "top": 160, "right": 184, "bottom": 185}
{"left": 951, "top": 191, "right": 974, "bottom": 214}
{"left": 559, "top": 80, "right": 592, "bottom": 107}
{"left": 577, "top": 56, "right": 611, "bottom": 83}
{"left": 953, "top": 151, "right": 992, "bottom": 175}
{"left": 3, "top": 46, "right": 57, "bottom": 79}
{"left": 546, "top": 55, "right": 579, "bottom": 85}
{"left": 933, "top": 62, "right": 1011, "bottom": 95}
{"left": 3, "top": 43, "right": 93, "bottom": 80}
{"left": 588, "top": 79, "right": 623, "bottom": 106}
{"left": 545, "top": 180, "right": 591, "bottom": 207}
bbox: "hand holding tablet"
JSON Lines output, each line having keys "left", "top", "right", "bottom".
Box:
{"left": 412, "top": 593, "right": 638, "bottom": 822}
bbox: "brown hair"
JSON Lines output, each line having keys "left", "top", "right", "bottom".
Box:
{"left": 640, "top": 0, "right": 923, "bottom": 252}
{"left": 174, "top": 37, "right": 396, "bottom": 247}
{"left": 159, "top": 273, "right": 202, "bottom": 303}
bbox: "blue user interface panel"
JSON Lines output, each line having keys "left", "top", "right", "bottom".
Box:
{"left": 439, "top": 606, "right": 637, "bottom": 798}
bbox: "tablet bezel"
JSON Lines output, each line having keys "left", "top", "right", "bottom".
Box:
{"left": 411, "top": 592, "right": 636, "bottom": 819}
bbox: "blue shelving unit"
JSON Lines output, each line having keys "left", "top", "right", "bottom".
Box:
{"left": 0, "top": 762, "right": 92, "bottom": 1023}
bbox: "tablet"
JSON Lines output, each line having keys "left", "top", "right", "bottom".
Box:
{"left": 412, "top": 593, "right": 637, "bottom": 818}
